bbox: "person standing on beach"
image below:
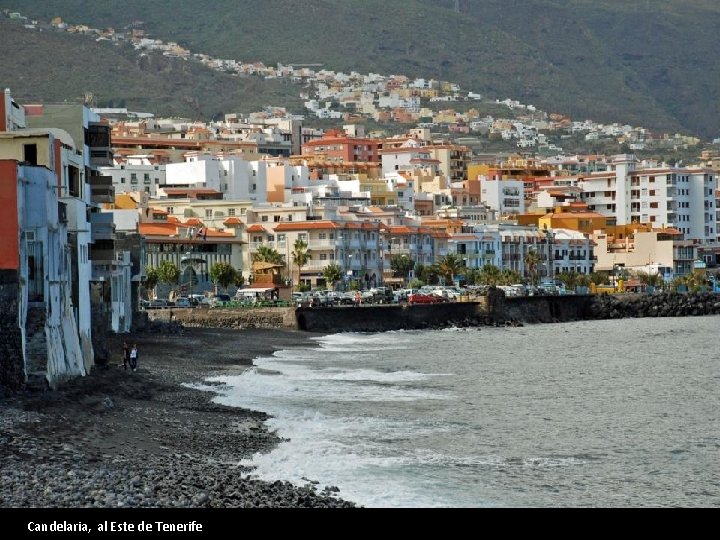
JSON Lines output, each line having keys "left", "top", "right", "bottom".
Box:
{"left": 130, "top": 344, "right": 138, "bottom": 372}
{"left": 122, "top": 342, "right": 130, "bottom": 371}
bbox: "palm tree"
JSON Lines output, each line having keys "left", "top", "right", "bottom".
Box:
{"left": 524, "top": 249, "right": 540, "bottom": 286}
{"left": 291, "top": 238, "right": 310, "bottom": 286}
{"left": 436, "top": 254, "right": 465, "bottom": 285}
{"left": 252, "top": 245, "right": 285, "bottom": 266}
{"left": 683, "top": 270, "right": 708, "bottom": 292}
{"left": 500, "top": 269, "right": 522, "bottom": 286}
{"left": 556, "top": 271, "right": 581, "bottom": 292}
{"left": 636, "top": 271, "right": 664, "bottom": 291}
{"left": 479, "top": 264, "right": 502, "bottom": 286}
{"left": 589, "top": 271, "right": 608, "bottom": 286}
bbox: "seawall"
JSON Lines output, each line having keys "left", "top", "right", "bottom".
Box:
{"left": 142, "top": 291, "right": 720, "bottom": 335}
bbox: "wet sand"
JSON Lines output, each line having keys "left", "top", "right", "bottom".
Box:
{"left": 0, "top": 326, "right": 356, "bottom": 508}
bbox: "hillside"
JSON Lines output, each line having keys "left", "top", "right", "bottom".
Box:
{"left": 0, "top": 18, "right": 303, "bottom": 119}
{"left": 2, "top": 0, "right": 719, "bottom": 138}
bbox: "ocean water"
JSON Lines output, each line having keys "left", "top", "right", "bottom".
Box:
{"left": 194, "top": 317, "right": 720, "bottom": 507}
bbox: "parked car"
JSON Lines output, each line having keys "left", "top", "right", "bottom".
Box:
{"left": 174, "top": 297, "right": 193, "bottom": 308}
{"left": 210, "top": 293, "right": 232, "bottom": 307}
{"left": 408, "top": 293, "right": 445, "bottom": 305}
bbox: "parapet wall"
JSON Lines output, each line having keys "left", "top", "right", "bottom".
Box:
{"left": 296, "top": 302, "right": 490, "bottom": 332}
{"left": 146, "top": 307, "right": 298, "bottom": 330}
{"left": 141, "top": 291, "right": 720, "bottom": 337}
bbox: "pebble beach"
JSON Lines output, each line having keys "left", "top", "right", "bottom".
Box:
{"left": 0, "top": 326, "right": 356, "bottom": 508}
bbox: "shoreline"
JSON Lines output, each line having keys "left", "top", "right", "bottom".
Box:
{"left": 0, "top": 326, "right": 356, "bottom": 508}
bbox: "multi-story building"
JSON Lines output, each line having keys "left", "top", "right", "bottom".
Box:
{"left": 301, "top": 128, "right": 382, "bottom": 163}
{"left": 578, "top": 154, "right": 716, "bottom": 242}
{"left": 479, "top": 174, "right": 525, "bottom": 216}
{"left": 164, "top": 152, "right": 309, "bottom": 203}
{"left": 101, "top": 154, "right": 166, "bottom": 196}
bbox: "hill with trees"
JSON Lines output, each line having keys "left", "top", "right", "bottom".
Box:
{"left": 2, "top": 0, "right": 719, "bottom": 137}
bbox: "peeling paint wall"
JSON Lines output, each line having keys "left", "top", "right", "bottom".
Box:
{"left": 19, "top": 164, "right": 85, "bottom": 388}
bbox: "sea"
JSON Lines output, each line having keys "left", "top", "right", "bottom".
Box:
{"left": 193, "top": 316, "right": 720, "bottom": 507}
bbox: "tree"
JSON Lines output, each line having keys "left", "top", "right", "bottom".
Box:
{"left": 683, "top": 270, "right": 708, "bottom": 292}
{"left": 252, "top": 245, "right": 285, "bottom": 266}
{"left": 556, "top": 270, "right": 581, "bottom": 292}
{"left": 500, "top": 268, "right": 522, "bottom": 286}
{"left": 524, "top": 250, "right": 540, "bottom": 286}
{"left": 156, "top": 260, "right": 180, "bottom": 293}
{"left": 589, "top": 271, "right": 608, "bottom": 286}
{"left": 323, "top": 262, "right": 343, "bottom": 290}
{"left": 209, "top": 262, "right": 236, "bottom": 294}
{"left": 233, "top": 271, "right": 246, "bottom": 289}
{"left": 390, "top": 254, "right": 414, "bottom": 281}
{"left": 435, "top": 254, "right": 465, "bottom": 284}
{"left": 636, "top": 271, "right": 663, "bottom": 290}
{"left": 479, "top": 264, "right": 502, "bottom": 286}
{"left": 142, "top": 266, "right": 159, "bottom": 300}
{"left": 291, "top": 239, "right": 310, "bottom": 285}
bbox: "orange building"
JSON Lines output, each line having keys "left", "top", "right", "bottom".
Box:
{"left": 301, "top": 129, "right": 382, "bottom": 163}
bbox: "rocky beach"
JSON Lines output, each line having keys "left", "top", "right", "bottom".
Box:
{"left": 0, "top": 325, "right": 357, "bottom": 508}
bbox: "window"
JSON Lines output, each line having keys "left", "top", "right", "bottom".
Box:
{"left": 24, "top": 144, "right": 38, "bottom": 165}
{"left": 298, "top": 233, "right": 307, "bottom": 242}
{"left": 320, "top": 253, "right": 328, "bottom": 261}
{"left": 261, "top": 215, "right": 269, "bottom": 222}
{"left": 252, "top": 184, "right": 257, "bottom": 191}
{"left": 166, "top": 207, "right": 174, "bottom": 214}
{"left": 228, "top": 208, "right": 236, "bottom": 217}
{"left": 274, "top": 215, "right": 281, "bottom": 222}
{"left": 205, "top": 209, "right": 212, "bottom": 218}
{"left": 241, "top": 208, "right": 247, "bottom": 215}
{"left": 319, "top": 233, "right": 327, "bottom": 240}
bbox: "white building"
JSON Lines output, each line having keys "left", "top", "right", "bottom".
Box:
{"left": 479, "top": 175, "right": 525, "bottom": 215}
{"left": 578, "top": 154, "right": 716, "bottom": 242}
{"left": 101, "top": 154, "right": 166, "bottom": 196}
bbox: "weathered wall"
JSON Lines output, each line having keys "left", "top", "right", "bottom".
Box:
{"left": 0, "top": 270, "right": 24, "bottom": 389}
{"left": 147, "top": 307, "right": 298, "bottom": 330}
{"left": 296, "top": 303, "right": 489, "bottom": 333}
{"left": 499, "top": 295, "right": 595, "bottom": 323}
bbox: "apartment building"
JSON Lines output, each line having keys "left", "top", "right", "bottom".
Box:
{"left": 578, "top": 154, "right": 716, "bottom": 242}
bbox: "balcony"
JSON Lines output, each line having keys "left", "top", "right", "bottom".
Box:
{"left": 89, "top": 175, "right": 114, "bottom": 204}
{"left": 90, "top": 212, "right": 115, "bottom": 241}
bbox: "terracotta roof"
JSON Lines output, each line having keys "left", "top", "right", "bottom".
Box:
{"left": 246, "top": 224, "right": 267, "bottom": 233}
{"left": 184, "top": 218, "right": 204, "bottom": 226}
{"left": 223, "top": 217, "right": 243, "bottom": 225}
{"left": 274, "top": 221, "right": 340, "bottom": 232}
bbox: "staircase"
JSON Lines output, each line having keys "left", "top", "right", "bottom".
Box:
{"left": 24, "top": 306, "right": 48, "bottom": 390}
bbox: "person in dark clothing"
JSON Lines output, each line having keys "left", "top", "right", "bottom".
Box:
{"left": 130, "top": 344, "right": 138, "bottom": 372}
{"left": 122, "top": 342, "right": 130, "bottom": 371}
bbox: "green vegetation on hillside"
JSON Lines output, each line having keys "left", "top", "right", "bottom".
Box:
{"left": 2, "top": 0, "right": 719, "bottom": 138}
{"left": 0, "top": 18, "right": 303, "bottom": 119}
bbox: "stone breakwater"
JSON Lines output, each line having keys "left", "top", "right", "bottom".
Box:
{"left": 587, "top": 292, "right": 720, "bottom": 320}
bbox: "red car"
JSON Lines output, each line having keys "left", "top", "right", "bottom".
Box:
{"left": 408, "top": 293, "right": 445, "bottom": 305}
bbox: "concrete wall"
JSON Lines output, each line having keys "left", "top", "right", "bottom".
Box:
{"left": 297, "top": 302, "right": 489, "bottom": 333}
{"left": 147, "top": 307, "right": 298, "bottom": 330}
